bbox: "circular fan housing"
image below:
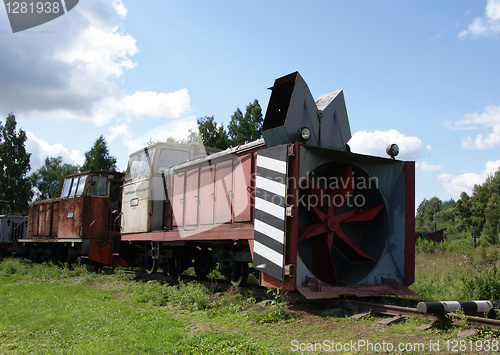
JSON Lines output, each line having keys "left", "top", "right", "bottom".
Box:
{"left": 297, "top": 161, "right": 388, "bottom": 285}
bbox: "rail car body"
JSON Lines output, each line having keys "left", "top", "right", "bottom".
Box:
{"left": 0, "top": 200, "right": 27, "bottom": 256}
{"left": 13, "top": 72, "right": 415, "bottom": 299}
{"left": 22, "top": 171, "right": 124, "bottom": 265}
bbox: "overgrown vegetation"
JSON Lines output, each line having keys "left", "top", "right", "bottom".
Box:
{"left": 415, "top": 168, "right": 500, "bottom": 247}
{"left": 412, "top": 240, "right": 500, "bottom": 301}
{"left": 1, "top": 256, "right": 498, "bottom": 354}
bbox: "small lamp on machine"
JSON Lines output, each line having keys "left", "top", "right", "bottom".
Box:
{"left": 386, "top": 144, "right": 399, "bottom": 160}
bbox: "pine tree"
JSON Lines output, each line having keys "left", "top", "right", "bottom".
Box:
{"left": 81, "top": 135, "right": 117, "bottom": 172}
{"left": 0, "top": 113, "right": 32, "bottom": 214}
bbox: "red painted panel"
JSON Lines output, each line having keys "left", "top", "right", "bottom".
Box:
{"left": 404, "top": 161, "right": 415, "bottom": 286}
{"left": 199, "top": 164, "right": 215, "bottom": 225}
{"left": 172, "top": 171, "right": 186, "bottom": 227}
{"left": 38, "top": 203, "right": 46, "bottom": 236}
{"left": 43, "top": 204, "right": 52, "bottom": 236}
{"left": 184, "top": 168, "right": 200, "bottom": 226}
{"left": 58, "top": 197, "right": 84, "bottom": 238}
{"left": 83, "top": 197, "right": 109, "bottom": 240}
{"left": 233, "top": 154, "right": 253, "bottom": 222}
{"left": 214, "top": 159, "right": 233, "bottom": 224}
{"left": 51, "top": 202, "right": 59, "bottom": 236}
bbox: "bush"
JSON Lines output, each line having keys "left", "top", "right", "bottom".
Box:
{"left": 462, "top": 269, "right": 500, "bottom": 300}
{"left": 134, "top": 280, "right": 168, "bottom": 306}
{"left": 461, "top": 248, "right": 500, "bottom": 300}
{"left": 166, "top": 281, "right": 211, "bottom": 310}
{"left": 0, "top": 258, "right": 30, "bottom": 275}
{"left": 248, "top": 288, "right": 289, "bottom": 323}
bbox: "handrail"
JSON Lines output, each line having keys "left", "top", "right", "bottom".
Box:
{"left": 88, "top": 205, "right": 111, "bottom": 240}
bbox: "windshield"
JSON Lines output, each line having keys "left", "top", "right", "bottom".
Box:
{"left": 89, "top": 175, "right": 108, "bottom": 196}
{"left": 156, "top": 148, "right": 190, "bottom": 174}
{"left": 61, "top": 175, "right": 88, "bottom": 197}
{"left": 126, "top": 147, "right": 155, "bottom": 180}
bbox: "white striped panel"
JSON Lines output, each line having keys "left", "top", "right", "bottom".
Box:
{"left": 442, "top": 301, "right": 461, "bottom": 312}
{"left": 257, "top": 155, "right": 287, "bottom": 174}
{"left": 255, "top": 176, "right": 286, "bottom": 198}
{"left": 477, "top": 301, "right": 494, "bottom": 313}
{"left": 253, "top": 240, "right": 283, "bottom": 268}
{"left": 254, "top": 219, "right": 284, "bottom": 243}
{"left": 254, "top": 197, "right": 285, "bottom": 220}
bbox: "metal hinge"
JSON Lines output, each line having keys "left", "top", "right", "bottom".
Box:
{"left": 286, "top": 205, "right": 294, "bottom": 217}
{"left": 284, "top": 264, "right": 294, "bottom": 276}
{"left": 287, "top": 144, "right": 295, "bottom": 157}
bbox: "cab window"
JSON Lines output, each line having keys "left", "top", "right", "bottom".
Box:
{"left": 61, "top": 178, "right": 73, "bottom": 197}
{"left": 89, "top": 175, "right": 108, "bottom": 196}
{"left": 156, "top": 148, "right": 189, "bottom": 174}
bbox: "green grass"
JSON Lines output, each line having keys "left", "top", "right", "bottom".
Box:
{"left": 2, "top": 253, "right": 500, "bottom": 354}
{"left": 0, "top": 259, "right": 272, "bottom": 354}
{"left": 411, "top": 243, "right": 500, "bottom": 301}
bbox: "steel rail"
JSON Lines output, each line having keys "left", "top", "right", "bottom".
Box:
{"left": 343, "top": 300, "right": 500, "bottom": 331}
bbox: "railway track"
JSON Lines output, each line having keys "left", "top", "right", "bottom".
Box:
{"left": 343, "top": 300, "right": 500, "bottom": 331}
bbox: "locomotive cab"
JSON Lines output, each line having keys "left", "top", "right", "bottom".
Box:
{"left": 121, "top": 142, "right": 218, "bottom": 234}
{"left": 25, "top": 171, "right": 124, "bottom": 265}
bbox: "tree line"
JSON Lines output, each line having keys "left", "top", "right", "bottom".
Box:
{"left": 0, "top": 100, "right": 263, "bottom": 215}
{"left": 415, "top": 170, "right": 500, "bottom": 246}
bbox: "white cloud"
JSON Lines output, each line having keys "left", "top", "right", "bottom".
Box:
{"left": 122, "top": 90, "right": 191, "bottom": 119}
{"left": 348, "top": 129, "right": 424, "bottom": 161}
{"left": 429, "top": 33, "right": 443, "bottom": 41}
{"left": 26, "top": 131, "right": 85, "bottom": 171}
{"left": 438, "top": 160, "right": 500, "bottom": 196}
{"left": 0, "top": 0, "right": 191, "bottom": 126}
{"left": 107, "top": 117, "right": 199, "bottom": 157}
{"left": 417, "top": 161, "right": 442, "bottom": 172}
{"left": 459, "top": 0, "right": 500, "bottom": 38}
{"left": 111, "top": 0, "right": 127, "bottom": 17}
{"left": 447, "top": 105, "right": 500, "bottom": 150}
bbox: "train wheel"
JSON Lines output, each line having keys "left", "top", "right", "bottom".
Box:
{"left": 229, "top": 262, "right": 248, "bottom": 287}
{"left": 164, "top": 256, "right": 180, "bottom": 278}
{"left": 194, "top": 258, "right": 211, "bottom": 279}
{"left": 143, "top": 242, "right": 159, "bottom": 275}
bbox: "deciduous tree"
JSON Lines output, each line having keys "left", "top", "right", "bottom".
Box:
{"left": 30, "top": 156, "right": 79, "bottom": 200}
{"left": 228, "top": 99, "right": 263, "bottom": 146}
{"left": 196, "top": 116, "right": 230, "bottom": 150}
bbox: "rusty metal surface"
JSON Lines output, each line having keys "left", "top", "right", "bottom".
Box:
{"left": 27, "top": 198, "right": 59, "bottom": 238}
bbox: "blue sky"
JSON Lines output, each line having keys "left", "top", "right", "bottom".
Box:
{"left": 1, "top": 0, "right": 500, "bottom": 208}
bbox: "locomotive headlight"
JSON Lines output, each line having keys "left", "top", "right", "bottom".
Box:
{"left": 299, "top": 127, "right": 311, "bottom": 141}
{"left": 386, "top": 143, "right": 399, "bottom": 159}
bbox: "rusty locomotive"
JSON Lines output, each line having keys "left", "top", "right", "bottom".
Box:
{"left": 10, "top": 72, "right": 415, "bottom": 299}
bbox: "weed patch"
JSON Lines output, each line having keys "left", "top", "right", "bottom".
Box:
{"left": 166, "top": 281, "right": 212, "bottom": 310}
